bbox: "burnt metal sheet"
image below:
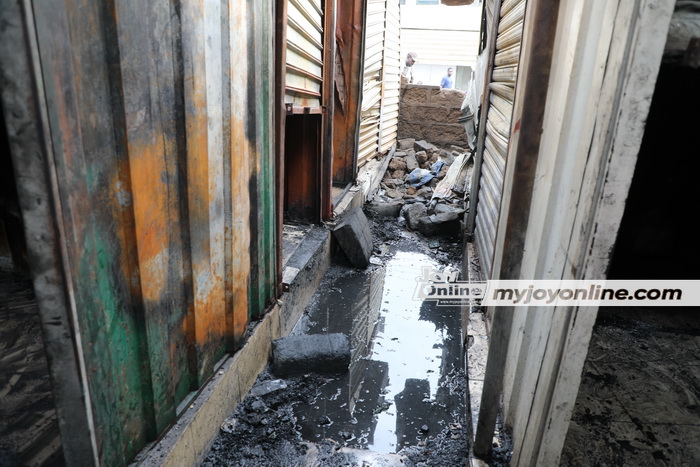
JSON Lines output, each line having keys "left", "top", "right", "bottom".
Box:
{"left": 333, "top": 0, "right": 366, "bottom": 184}
{"left": 4, "top": 0, "right": 278, "bottom": 464}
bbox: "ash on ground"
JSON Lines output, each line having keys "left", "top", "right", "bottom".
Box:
{"left": 204, "top": 139, "right": 473, "bottom": 466}
{"left": 203, "top": 370, "right": 469, "bottom": 467}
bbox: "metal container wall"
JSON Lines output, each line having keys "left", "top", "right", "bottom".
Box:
{"left": 474, "top": 0, "right": 525, "bottom": 277}
{"left": 1, "top": 1, "right": 276, "bottom": 465}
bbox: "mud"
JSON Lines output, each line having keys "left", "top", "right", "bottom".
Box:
{"left": 204, "top": 209, "right": 469, "bottom": 466}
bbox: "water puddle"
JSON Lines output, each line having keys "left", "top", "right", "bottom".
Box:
{"left": 291, "top": 244, "right": 465, "bottom": 453}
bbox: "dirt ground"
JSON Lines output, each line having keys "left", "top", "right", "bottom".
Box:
{"left": 0, "top": 270, "right": 63, "bottom": 467}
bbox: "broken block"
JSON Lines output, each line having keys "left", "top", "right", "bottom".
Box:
{"left": 401, "top": 203, "right": 428, "bottom": 230}
{"left": 367, "top": 200, "right": 404, "bottom": 218}
{"left": 414, "top": 140, "right": 436, "bottom": 153}
{"left": 405, "top": 153, "right": 419, "bottom": 172}
{"left": 332, "top": 208, "right": 373, "bottom": 267}
{"left": 398, "top": 138, "right": 415, "bottom": 150}
{"left": 272, "top": 333, "right": 351, "bottom": 377}
{"left": 416, "top": 211, "right": 461, "bottom": 237}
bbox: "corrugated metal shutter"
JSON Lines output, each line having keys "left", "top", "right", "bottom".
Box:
{"left": 285, "top": 0, "right": 324, "bottom": 108}
{"left": 358, "top": 0, "right": 387, "bottom": 166}
{"left": 401, "top": 29, "right": 479, "bottom": 69}
{"left": 379, "top": 0, "right": 401, "bottom": 153}
{"left": 474, "top": 0, "right": 525, "bottom": 278}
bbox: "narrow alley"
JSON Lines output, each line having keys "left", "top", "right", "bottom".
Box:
{"left": 1, "top": 0, "right": 699, "bottom": 466}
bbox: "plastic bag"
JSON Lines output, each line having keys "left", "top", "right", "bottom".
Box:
{"left": 406, "top": 168, "right": 434, "bottom": 187}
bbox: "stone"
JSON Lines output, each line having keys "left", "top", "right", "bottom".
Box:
{"left": 401, "top": 203, "right": 428, "bottom": 230}
{"left": 405, "top": 186, "right": 417, "bottom": 195}
{"left": 434, "top": 204, "right": 465, "bottom": 216}
{"left": 414, "top": 140, "right": 436, "bottom": 153}
{"left": 398, "top": 138, "right": 415, "bottom": 150}
{"left": 388, "top": 157, "right": 407, "bottom": 172}
{"left": 392, "top": 169, "right": 406, "bottom": 180}
{"left": 415, "top": 151, "right": 428, "bottom": 166}
{"left": 415, "top": 187, "right": 433, "bottom": 199}
{"left": 332, "top": 208, "right": 373, "bottom": 267}
{"left": 393, "top": 151, "right": 407, "bottom": 157}
{"left": 366, "top": 201, "right": 403, "bottom": 218}
{"left": 440, "top": 150, "right": 456, "bottom": 165}
{"left": 382, "top": 178, "right": 405, "bottom": 189}
{"left": 416, "top": 211, "right": 461, "bottom": 237}
{"left": 272, "top": 333, "right": 351, "bottom": 377}
{"left": 385, "top": 189, "right": 403, "bottom": 199}
{"left": 405, "top": 153, "right": 419, "bottom": 172}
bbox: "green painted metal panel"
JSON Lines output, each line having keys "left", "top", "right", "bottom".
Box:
{"left": 23, "top": 0, "right": 278, "bottom": 463}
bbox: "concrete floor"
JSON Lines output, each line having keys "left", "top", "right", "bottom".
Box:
{"left": 561, "top": 308, "right": 700, "bottom": 466}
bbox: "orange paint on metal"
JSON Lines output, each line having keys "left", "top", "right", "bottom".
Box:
{"left": 127, "top": 141, "right": 171, "bottom": 302}
{"left": 229, "top": 113, "right": 251, "bottom": 343}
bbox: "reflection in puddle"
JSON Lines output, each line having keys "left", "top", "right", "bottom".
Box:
{"left": 291, "top": 247, "right": 465, "bottom": 453}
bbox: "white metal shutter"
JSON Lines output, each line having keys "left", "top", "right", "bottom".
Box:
{"left": 285, "top": 0, "right": 324, "bottom": 108}
{"left": 379, "top": 0, "right": 401, "bottom": 153}
{"left": 474, "top": 0, "right": 526, "bottom": 278}
{"left": 358, "top": 0, "right": 387, "bottom": 166}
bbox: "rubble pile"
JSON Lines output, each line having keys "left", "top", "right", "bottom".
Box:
{"left": 369, "top": 138, "right": 472, "bottom": 238}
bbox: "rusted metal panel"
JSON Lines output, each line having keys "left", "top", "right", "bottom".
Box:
{"left": 0, "top": 0, "right": 99, "bottom": 464}
{"left": 284, "top": 114, "right": 322, "bottom": 221}
{"left": 332, "top": 0, "right": 365, "bottom": 185}
{"left": 3, "top": 0, "right": 278, "bottom": 464}
{"left": 249, "top": 0, "right": 278, "bottom": 317}
{"left": 31, "top": 1, "right": 160, "bottom": 463}
{"left": 321, "top": 0, "right": 336, "bottom": 221}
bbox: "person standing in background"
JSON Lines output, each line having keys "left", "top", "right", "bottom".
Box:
{"left": 400, "top": 51, "right": 418, "bottom": 85}
{"left": 440, "top": 67, "right": 454, "bottom": 89}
